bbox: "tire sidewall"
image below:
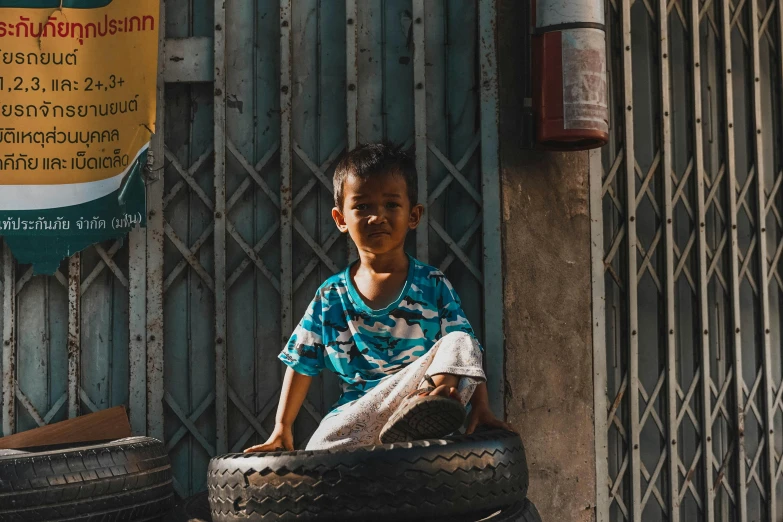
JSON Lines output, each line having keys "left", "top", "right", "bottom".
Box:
{"left": 208, "top": 430, "right": 528, "bottom": 522}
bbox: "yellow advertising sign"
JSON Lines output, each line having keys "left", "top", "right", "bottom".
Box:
{"left": 0, "top": 0, "right": 159, "bottom": 273}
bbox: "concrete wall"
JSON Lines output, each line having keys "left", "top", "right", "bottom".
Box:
{"left": 497, "top": 2, "right": 597, "bottom": 520}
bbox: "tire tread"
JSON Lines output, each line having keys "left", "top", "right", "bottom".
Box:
{"left": 0, "top": 437, "right": 173, "bottom": 521}
{"left": 208, "top": 430, "right": 528, "bottom": 522}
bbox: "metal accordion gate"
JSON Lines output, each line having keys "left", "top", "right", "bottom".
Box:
{"left": 591, "top": 0, "right": 783, "bottom": 520}
{"left": 0, "top": 0, "right": 503, "bottom": 497}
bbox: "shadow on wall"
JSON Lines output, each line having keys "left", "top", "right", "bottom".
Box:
{"left": 497, "top": 1, "right": 597, "bottom": 522}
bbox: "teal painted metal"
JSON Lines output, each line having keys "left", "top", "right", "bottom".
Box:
{"left": 145, "top": 0, "right": 165, "bottom": 447}
{"left": 160, "top": 0, "right": 215, "bottom": 497}
{"left": 1, "top": 241, "right": 13, "bottom": 436}
{"left": 289, "top": 0, "right": 348, "bottom": 435}
{"left": 212, "top": 0, "right": 227, "bottom": 459}
{"left": 0, "top": 0, "right": 503, "bottom": 497}
{"left": 479, "top": 0, "right": 504, "bottom": 414}
{"left": 413, "top": 0, "right": 428, "bottom": 263}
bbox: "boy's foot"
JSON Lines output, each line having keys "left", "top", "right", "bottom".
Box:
{"left": 379, "top": 386, "right": 466, "bottom": 444}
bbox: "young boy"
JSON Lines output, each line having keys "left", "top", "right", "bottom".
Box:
{"left": 245, "top": 143, "right": 511, "bottom": 452}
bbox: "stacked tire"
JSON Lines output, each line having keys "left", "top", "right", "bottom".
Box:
{"left": 477, "top": 500, "right": 542, "bottom": 521}
{"left": 0, "top": 437, "right": 173, "bottom": 521}
{"left": 207, "top": 429, "right": 540, "bottom": 522}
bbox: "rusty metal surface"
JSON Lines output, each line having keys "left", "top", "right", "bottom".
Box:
{"left": 146, "top": 0, "right": 166, "bottom": 445}
{"left": 164, "top": 37, "right": 214, "bottom": 83}
{"left": 67, "top": 254, "right": 80, "bottom": 419}
{"left": 128, "top": 225, "right": 147, "bottom": 436}
{"left": 413, "top": 0, "right": 428, "bottom": 264}
{"left": 2, "top": 242, "right": 14, "bottom": 436}
{"left": 212, "top": 0, "right": 228, "bottom": 458}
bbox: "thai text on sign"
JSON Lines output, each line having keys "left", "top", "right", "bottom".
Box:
{"left": 0, "top": 0, "right": 159, "bottom": 274}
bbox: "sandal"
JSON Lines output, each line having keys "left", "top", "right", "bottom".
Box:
{"left": 378, "top": 375, "right": 466, "bottom": 444}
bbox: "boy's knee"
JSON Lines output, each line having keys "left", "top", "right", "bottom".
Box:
{"left": 441, "top": 330, "right": 472, "bottom": 343}
{"left": 439, "top": 331, "right": 481, "bottom": 356}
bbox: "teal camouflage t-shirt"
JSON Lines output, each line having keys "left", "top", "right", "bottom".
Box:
{"left": 278, "top": 255, "right": 482, "bottom": 411}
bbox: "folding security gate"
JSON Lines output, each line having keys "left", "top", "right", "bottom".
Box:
{"left": 0, "top": 0, "right": 502, "bottom": 497}
{"left": 591, "top": 0, "right": 783, "bottom": 520}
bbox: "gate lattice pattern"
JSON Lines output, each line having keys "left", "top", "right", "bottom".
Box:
{"left": 0, "top": 0, "right": 502, "bottom": 497}
{"left": 592, "top": 0, "right": 783, "bottom": 520}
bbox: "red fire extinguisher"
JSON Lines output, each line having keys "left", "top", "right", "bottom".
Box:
{"left": 532, "top": 0, "right": 609, "bottom": 150}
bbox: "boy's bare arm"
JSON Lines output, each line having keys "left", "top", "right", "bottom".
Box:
{"left": 244, "top": 367, "right": 312, "bottom": 452}
{"left": 466, "top": 381, "right": 515, "bottom": 434}
{"left": 276, "top": 366, "right": 313, "bottom": 427}
{"left": 469, "top": 381, "right": 491, "bottom": 409}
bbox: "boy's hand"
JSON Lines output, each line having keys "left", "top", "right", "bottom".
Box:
{"left": 244, "top": 424, "right": 294, "bottom": 453}
{"left": 465, "top": 404, "right": 515, "bottom": 435}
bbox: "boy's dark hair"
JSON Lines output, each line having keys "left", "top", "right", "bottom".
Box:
{"left": 333, "top": 143, "right": 417, "bottom": 209}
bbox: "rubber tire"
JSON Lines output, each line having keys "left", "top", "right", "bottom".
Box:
{"left": 166, "top": 494, "right": 542, "bottom": 522}
{"left": 476, "top": 500, "right": 542, "bottom": 522}
{"left": 208, "top": 429, "right": 527, "bottom": 522}
{"left": 0, "top": 436, "right": 174, "bottom": 522}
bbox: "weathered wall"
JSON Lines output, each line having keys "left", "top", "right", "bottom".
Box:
{"left": 497, "top": 2, "right": 597, "bottom": 520}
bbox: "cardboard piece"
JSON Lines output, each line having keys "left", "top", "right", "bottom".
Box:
{"left": 0, "top": 406, "right": 132, "bottom": 449}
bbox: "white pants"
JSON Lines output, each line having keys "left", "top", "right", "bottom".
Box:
{"left": 305, "top": 331, "right": 486, "bottom": 450}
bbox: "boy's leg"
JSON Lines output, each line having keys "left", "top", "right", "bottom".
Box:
{"left": 420, "top": 330, "right": 485, "bottom": 402}
{"left": 427, "top": 374, "right": 462, "bottom": 400}
{"left": 377, "top": 331, "right": 485, "bottom": 443}
{"left": 304, "top": 347, "right": 442, "bottom": 450}
{"left": 306, "top": 331, "right": 484, "bottom": 450}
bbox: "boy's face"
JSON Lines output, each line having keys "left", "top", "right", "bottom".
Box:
{"left": 332, "top": 172, "right": 423, "bottom": 255}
